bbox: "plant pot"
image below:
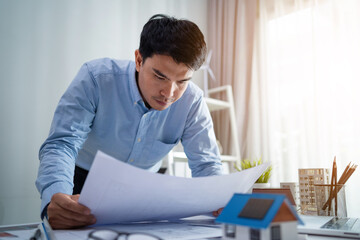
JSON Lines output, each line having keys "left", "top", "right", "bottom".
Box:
{"left": 247, "top": 182, "right": 271, "bottom": 193}
{"left": 253, "top": 182, "right": 271, "bottom": 189}
{"left": 253, "top": 182, "right": 270, "bottom": 188}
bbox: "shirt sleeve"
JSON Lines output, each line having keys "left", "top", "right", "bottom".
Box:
{"left": 181, "top": 95, "right": 223, "bottom": 177}
{"left": 35, "top": 63, "right": 98, "bottom": 214}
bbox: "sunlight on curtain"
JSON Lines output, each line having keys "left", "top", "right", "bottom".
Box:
{"left": 255, "top": 0, "right": 360, "bottom": 216}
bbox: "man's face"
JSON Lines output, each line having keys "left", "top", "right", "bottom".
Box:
{"left": 135, "top": 50, "right": 194, "bottom": 111}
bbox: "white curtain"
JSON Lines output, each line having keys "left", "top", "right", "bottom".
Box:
{"left": 251, "top": 0, "right": 360, "bottom": 216}
{"left": 207, "top": 0, "right": 257, "bottom": 158}
{"left": 208, "top": 0, "right": 360, "bottom": 216}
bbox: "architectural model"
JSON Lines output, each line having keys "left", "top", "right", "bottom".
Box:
{"left": 280, "top": 182, "right": 300, "bottom": 207}
{"left": 216, "top": 193, "right": 303, "bottom": 240}
{"left": 298, "top": 168, "right": 330, "bottom": 215}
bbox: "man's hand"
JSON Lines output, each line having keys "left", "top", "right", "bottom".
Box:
{"left": 212, "top": 207, "right": 224, "bottom": 217}
{"left": 47, "top": 193, "right": 96, "bottom": 229}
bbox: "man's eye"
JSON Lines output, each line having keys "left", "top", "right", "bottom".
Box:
{"left": 155, "top": 75, "right": 165, "bottom": 80}
{"left": 178, "top": 80, "right": 187, "bottom": 85}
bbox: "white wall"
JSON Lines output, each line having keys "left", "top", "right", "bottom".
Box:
{"left": 0, "top": 0, "right": 208, "bottom": 225}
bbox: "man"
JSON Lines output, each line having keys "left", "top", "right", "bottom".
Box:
{"left": 36, "top": 14, "right": 223, "bottom": 229}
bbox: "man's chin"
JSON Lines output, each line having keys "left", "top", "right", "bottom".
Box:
{"left": 152, "top": 99, "right": 173, "bottom": 110}
{"left": 152, "top": 104, "right": 171, "bottom": 111}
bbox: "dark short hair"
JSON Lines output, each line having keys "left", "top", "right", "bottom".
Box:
{"left": 139, "top": 14, "right": 207, "bottom": 70}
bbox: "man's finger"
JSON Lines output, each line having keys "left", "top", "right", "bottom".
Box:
{"left": 70, "top": 194, "right": 80, "bottom": 201}
{"left": 51, "top": 195, "right": 95, "bottom": 223}
{"left": 53, "top": 202, "right": 96, "bottom": 225}
{"left": 52, "top": 193, "right": 91, "bottom": 215}
{"left": 49, "top": 215, "right": 94, "bottom": 229}
{"left": 48, "top": 193, "right": 97, "bottom": 229}
{"left": 212, "top": 207, "right": 224, "bottom": 217}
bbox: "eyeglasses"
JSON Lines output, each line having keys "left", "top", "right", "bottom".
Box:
{"left": 88, "top": 229, "right": 163, "bottom": 240}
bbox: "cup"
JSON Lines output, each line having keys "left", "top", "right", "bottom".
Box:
{"left": 314, "top": 184, "right": 347, "bottom": 217}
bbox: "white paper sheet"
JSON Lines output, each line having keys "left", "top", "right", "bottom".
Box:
{"left": 54, "top": 219, "right": 222, "bottom": 240}
{"left": 79, "top": 151, "right": 269, "bottom": 225}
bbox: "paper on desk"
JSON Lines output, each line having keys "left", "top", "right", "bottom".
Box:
{"left": 79, "top": 151, "right": 270, "bottom": 225}
{"left": 54, "top": 219, "right": 222, "bottom": 240}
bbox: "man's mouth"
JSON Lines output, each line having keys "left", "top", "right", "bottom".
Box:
{"left": 154, "top": 98, "right": 174, "bottom": 106}
{"left": 155, "top": 99, "right": 169, "bottom": 106}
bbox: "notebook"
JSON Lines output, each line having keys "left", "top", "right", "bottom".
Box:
{"left": 298, "top": 215, "right": 360, "bottom": 239}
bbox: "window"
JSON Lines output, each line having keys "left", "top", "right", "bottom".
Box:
{"left": 225, "top": 224, "right": 236, "bottom": 238}
{"left": 250, "top": 228, "right": 260, "bottom": 240}
{"left": 261, "top": 2, "right": 360, "bottom": 214}
{"left": 271, "top": 225, "right": 281, "bottom": 240}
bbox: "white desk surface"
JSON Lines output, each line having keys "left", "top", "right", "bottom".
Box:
{"left": 0, "top": 218, "right": 357, "bottom": 240}
{"left": 0, "top": 228, "right": 354, "bottom": 240}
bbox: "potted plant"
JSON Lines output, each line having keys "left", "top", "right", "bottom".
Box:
{"left": 234, "top": 157, "right": 272, "bottom": 188}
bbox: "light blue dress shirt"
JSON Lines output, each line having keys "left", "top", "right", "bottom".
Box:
{"left": 36, "top": 58, "right": 222, "bottom": 214}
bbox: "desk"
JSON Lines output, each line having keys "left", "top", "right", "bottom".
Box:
{"left": 0, "top": 219, "right": 356, "bottom": 240}
{"left": 0, "top": 222, "right": 39, "bottom": 239}
{"left": 0, "top": 221, "right": 221, "bottom": 240}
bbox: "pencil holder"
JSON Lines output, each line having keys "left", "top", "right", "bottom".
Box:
{"left": 314, "top": 184, "right": 347, "bottom": 217}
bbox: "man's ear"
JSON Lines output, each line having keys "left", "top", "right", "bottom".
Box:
{"left": 134, "top": 49, "right": 142, "bottom": 72}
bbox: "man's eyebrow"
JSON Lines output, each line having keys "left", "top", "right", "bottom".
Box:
{"left": 152, "top": 68, "right": 192, "bottom": 82}
{"left": 152, "top": 68, "right": 170, "bottom": 80}
{"left": 179, "top": 77, "right": 192, "bottom": 82}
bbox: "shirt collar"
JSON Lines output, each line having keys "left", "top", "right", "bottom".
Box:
{"left": 129, "top": 62, "right": 151, "bottom": 113}
{"left": 129, "top": 62, "right": 143, "bottom": 104}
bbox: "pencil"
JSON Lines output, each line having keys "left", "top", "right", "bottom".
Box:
{"left": 342, "top": 165, "right": 357, "bottom": 185}
{"left": 322, "top": 163, "right": 357, "bottom": 210}
{"left": 334, "top": 160, "right": 337, "bottom": 216}
{"left": 327, "top": 157, "right": 336, "bottom": 215}
{"left": 338, "top": 162, "right": 352, "bottom": 184}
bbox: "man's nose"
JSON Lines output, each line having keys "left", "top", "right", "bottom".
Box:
{"left": 161, "top": 82, "right": 176, "bottom": 98}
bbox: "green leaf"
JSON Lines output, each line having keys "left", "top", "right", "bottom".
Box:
{"left": 236, "top": 157, "right": 272, "bottom": 183}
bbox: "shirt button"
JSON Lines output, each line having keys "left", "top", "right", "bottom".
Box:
{"left": 137, "top": 138, "right": 141, "bottom": 142}
{"left": 129, "top": 159, "right": 134, "bottom": 162}
{"left": 134, "top": 101, "right": 137, "bottom": 105}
